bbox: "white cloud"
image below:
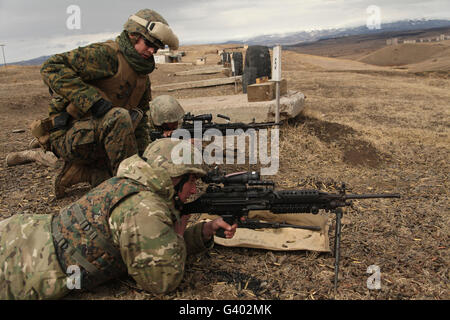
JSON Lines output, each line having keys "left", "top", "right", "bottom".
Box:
{"left": 5, "top": 32, "right": 118, "bottom": 63}
{"left": 0, "top": 0, "right": 449, "bottom": 62}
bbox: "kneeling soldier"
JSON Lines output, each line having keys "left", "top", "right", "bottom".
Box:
{"left": 36, "top": 9, "right": 179, "bottom": 198}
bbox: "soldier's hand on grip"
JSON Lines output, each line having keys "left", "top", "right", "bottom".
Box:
{"left": 203, "top": 217, "right": 237, "bottom": 240}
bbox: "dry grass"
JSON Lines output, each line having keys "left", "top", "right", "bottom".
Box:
{"left": 359, "top": 42, "right": 450, "bottom": 66}
{"left": 0, "top": 45, "right": 448, "bottom": 300}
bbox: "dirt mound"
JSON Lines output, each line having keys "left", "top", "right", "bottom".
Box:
{"left": 291, "top": 115, "right": 386, "bottom": 168}
{"left": 359, "top": 42, "right": 450, "bottom": 66}
{"left": 407, "top": 53, "right": 450, "bottom": 73}
{"left": 287, "top": 52, "right": 387, "bottom": 71}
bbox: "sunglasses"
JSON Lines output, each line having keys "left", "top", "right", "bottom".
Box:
{"left": 143, "top": 37, "right": 162, "bottom": 52}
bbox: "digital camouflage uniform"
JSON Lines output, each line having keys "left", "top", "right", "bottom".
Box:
{"left": 0, "top": 139, "right": 211, "bottom": 300}
{"left": 40, "top": 38, "right": 153, "bottom": 172}
{"left": 38, "top": 9, "right": 179, "bottom": 198}
{"left": 148, "top": 95, "right": 185, "bottom": 142}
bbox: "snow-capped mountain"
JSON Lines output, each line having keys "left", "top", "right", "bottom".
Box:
{"left": 222, "top": 19, "right": 450, "bottom": 46}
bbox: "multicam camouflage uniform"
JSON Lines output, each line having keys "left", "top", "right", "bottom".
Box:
{"left": 0, "top": 214, "right": 68, "bottom": 299}
{"left": 0, "top": 139, "right": 211, "bottom": 299}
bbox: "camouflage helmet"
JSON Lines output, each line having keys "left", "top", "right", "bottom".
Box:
{"left": 143, "top": 138, "right": 206, "bottom": 179}
{"left": 124, "top": 9, "right": 179, "bottom": 50}
{"left": 150, "top": 95, "right": 185, "bottom": 126}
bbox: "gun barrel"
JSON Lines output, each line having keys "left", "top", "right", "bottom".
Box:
{"left": 217, "top": 114, "right": 231, "bottom": 121}
{"left": 247, "top": 122, "right": 280, "bottom": 128}
{"left": 345, "top": 193, "right": 400, "bottom": 200}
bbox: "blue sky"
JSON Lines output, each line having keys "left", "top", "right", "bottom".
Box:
{"left": 1, "top": 0, "right": 449, "bottom": 62}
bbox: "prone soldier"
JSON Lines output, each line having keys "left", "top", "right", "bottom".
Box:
{"left": 149, "top": 95, "right": 186, "bottom": 141}
{"left": 0, "top": 139, "right": 237, "bottom": 299}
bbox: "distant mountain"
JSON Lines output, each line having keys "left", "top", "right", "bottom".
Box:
{"left": 225, "top": 19, "right": 450, "bottom": 47}
{"left": 9, "top": 19, "right": 450, "bottom": 65}
{"left": 10, "top": 55, "right": 51, "bottom": 66}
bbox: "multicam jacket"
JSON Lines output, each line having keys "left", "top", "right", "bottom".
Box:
{"left": 111, "top": 155, "right": 213, "bottom": 293}
{"left": 40, "top": 39, "right": 152, "bottom": 154}
{"left": 0, "top": 156, "right": 212, "bottom": 299}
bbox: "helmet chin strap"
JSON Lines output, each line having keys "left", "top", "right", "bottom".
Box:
{"left": 173, "top": 174, "right": 190, "bottom": 210}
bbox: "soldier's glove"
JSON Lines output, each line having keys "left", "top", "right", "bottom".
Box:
{"left": 52, "top": 112, "right": 71, "bottom": 130}
{"left": 90, "top": 98, "right": 113, "bottom": 118}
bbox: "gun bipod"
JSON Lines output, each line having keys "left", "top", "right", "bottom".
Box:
{"left": 333, "top": 207, "right": 343, "bottom": 292}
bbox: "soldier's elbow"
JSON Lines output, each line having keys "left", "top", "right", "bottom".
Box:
{"left": 138, "top": 270, "right": 184, "bottom": 294}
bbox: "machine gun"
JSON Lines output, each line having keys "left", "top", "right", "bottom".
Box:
{"left": 181, "top": 169, "right": 401, "bottom": 289}
{"left": 150, "top": 112, "right": 280, "bottom": 140}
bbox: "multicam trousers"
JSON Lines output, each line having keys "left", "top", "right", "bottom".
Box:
{"left": 0, "top": 214, "right": 69, "bottom": 299}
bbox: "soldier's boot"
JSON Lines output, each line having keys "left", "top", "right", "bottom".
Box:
{"left": 6, "top": 150, "right": 35, "bottom": 166}
{"left": 90, "top": 168, "right": 112, "bottom": 188}
{"left": 6, "top": 149, "right": 59, "bottom": 168}
{"left": 54, "top": 162, "right": 91, "bottom": 199}
{"left": 54, "top": 162, "right": 110, "bottom": 199}
{"left": 29, "top": 138, "right": 41, "bottom": 149}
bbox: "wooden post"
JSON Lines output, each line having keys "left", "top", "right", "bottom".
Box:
{"left": 0, "top": 44, "right": 6, "bottom": 69}
{"left": 272, "top": 45, "right": 282, "bottom": 125}
{"left": 231, "top": 55, "right": 237, "bottom": 94}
